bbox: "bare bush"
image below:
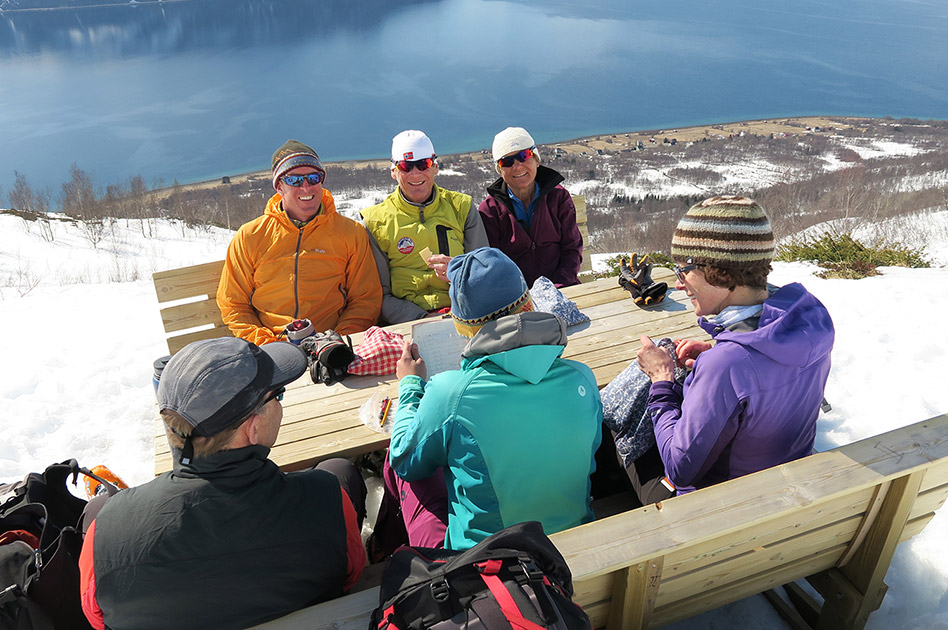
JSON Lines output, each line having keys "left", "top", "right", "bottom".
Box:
{"left": 9, "top": 171, "right": 55, "bottom": 241}
{"left": 666, "top": 167, "right": 725, "bottom": 188}
{"left": 2, "top": 254, "right": 44, "bottom": 297}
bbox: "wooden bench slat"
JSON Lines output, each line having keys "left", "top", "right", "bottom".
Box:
{"left": 153, "top": 260, "right": 225, "bottom": 303}
{"left": 653, "top": 547, "right": 845, "bottom": 627}
{"left": 159, "top": 299, "right": 229, "bottom": 334}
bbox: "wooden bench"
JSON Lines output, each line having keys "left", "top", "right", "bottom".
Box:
{"left": 247, "top": 413, "right": 948, "bottom": 630}
{"left": 153, "top": 195, "right": 591, "bottom": 355}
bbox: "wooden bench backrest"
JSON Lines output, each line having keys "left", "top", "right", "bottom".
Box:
{"left": 249, "top": 413, "right": 948, "bottom": 630}
{"left": 153, "top": 195, "right": 590, "bottom": 355}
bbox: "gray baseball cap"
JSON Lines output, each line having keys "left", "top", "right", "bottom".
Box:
{"left": 157, "top": 337, "right": 307, "bottom": 437}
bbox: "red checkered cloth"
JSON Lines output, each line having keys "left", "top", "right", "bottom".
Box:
{"left": 348, "top": 326, "right": 406, "bottom": 376}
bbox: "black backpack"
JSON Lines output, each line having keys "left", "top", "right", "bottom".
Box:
{"left": 370, "top": 521, "right": 591, "bottom": 630}
{"left": 0, "top": 460, "right": 115, "bottom": 630}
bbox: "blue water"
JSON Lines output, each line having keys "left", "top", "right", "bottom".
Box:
{"left": 1, "top": 0, "right": 946, "bottom": 199}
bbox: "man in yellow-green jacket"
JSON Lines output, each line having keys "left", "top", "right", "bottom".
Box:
{"left": 361, "top": 130, "right": 488, "bottom": 324}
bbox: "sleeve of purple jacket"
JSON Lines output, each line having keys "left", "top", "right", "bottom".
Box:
{"left": 647, "top": 350, "right": 744, "bottom": 489}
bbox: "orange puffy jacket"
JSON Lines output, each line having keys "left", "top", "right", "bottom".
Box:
{"left": 217, "top": 189, "right": 382, "bottom": 345}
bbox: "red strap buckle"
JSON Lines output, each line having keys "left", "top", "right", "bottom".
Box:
{"left": 475, "top": 558, "right": 504, "bottom": 575}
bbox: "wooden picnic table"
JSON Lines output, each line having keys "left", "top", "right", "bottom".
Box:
{"left": 154, "top": 267, "right": 707, "bottom": 475}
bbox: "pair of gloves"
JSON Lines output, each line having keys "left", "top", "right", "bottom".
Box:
{"left": 297, "top": 329, "right": 355, "bottom": 386}
{"left": 617, "top": 253, "right": 667, "bottom": 306}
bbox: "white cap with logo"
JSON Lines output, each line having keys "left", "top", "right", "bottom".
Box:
{"left": 391, "top": 130, "right": 436, "bottom": 162}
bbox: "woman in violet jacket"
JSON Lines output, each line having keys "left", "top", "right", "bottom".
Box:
{"left": 478, "top": 127, "right": 583, "bottom": 288}
{"left": 633, "top": 196, "right": 834, "bottom": 504}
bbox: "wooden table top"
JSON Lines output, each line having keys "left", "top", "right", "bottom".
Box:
{"left": 154, "top": 268, "right": 707, "bottom": 475}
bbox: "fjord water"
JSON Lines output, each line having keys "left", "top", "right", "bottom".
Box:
{"left": 1, "top": 0, "right": 946, "bottom": 197}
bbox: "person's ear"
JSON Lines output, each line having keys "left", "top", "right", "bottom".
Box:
{"left": 240, "top": 413, "right": 262, "bottom": 445}
{"left": 390, "top": 166, "right": 398, "bottom": 182}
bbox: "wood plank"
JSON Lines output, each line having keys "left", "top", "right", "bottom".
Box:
{"left": 656, "top": 516, "right": 857, "bottom": 606}
{"left": 159, "top": 298, "right": 225, "bottom": 333}
{"left": 909, "top": 481, "right": 948, "bottom": 518}
{"left": 573, "top": 195, "right": 593, "bottom": 274}
{"left": 653, "top": 547, "right": 844, "bottom": 627}
{"left": 821, "top": 471, "right": 924, "bottom": 629}
{"left": 153, "top": 260, "right": 225, "bottom": 303}
{"left": 249, "top": 586, "right": 380, "bottom": 630}
{"left": 606, "top": 558, "right": 663, "bottom": 630}
{"left": 658, "top": 488, "right": 874, "bottom": 586}
{"left": 167, "top": 326, "right": 234, "bottom": 355}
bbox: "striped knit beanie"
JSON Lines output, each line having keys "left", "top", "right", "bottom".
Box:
{"left": 671, "top": 196, "right": 774, "bottom": 268}
{"left": 271, "top": 140, "right": 325, "bottom": 190}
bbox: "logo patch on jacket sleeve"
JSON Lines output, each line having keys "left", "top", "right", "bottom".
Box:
{"left": 397, "top": 237, "right": 415, "bottom": 254}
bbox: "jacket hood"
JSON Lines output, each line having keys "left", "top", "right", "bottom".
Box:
{"left": 486, "top": 164, "right": 565, "bottom": 204}
{"left": 461, "top": 311, "right": 567, "bottom": 384}
{"left": 701, "top": 282, "right": 834, "bottom": 369}
{"left": 264, "top": 187, "right": 337, "bottom": 229}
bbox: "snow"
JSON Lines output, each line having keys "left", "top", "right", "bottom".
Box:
{"left": 2, "top": 209, "right": 948, "bottom": 628}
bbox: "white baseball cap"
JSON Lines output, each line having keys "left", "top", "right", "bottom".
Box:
{"left": 391, "top": 130, "right": 436, "bottom": 162}
{"left": 492, "top": 127, "right": 537, "bottom": 161}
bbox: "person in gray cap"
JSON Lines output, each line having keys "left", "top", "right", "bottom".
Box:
{"left": 78, "top": 337, "right": 367, "bottom": 630}
{"left": 218, "top": 139, "right": 382, "bottom": 346}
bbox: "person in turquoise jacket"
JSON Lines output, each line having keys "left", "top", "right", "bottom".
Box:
{"left": 388, "top": 247, "right": 602, "bottom": 550}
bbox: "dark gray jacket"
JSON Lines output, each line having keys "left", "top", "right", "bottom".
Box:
{"left": 88, "top": 446, "right": 351, "bottom": 630}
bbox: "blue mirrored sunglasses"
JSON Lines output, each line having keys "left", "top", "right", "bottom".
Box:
{"left": 497, "top": 147, "right": 536, "bottom": 168}
{"left": 282, "top": 173, "right": 324, "bottom": 187}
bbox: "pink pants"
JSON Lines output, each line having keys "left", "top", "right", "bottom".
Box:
{"left": 382, "top": 456, "right": 449, "bottom": 548}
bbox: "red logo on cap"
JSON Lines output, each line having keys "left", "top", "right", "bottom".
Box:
{"left": 397, "top": 237, "right": 415, "bottom": 254}
{"left": 403, "top": 152, "right": 414, "bottom": 160}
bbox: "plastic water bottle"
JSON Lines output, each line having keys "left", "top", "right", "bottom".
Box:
{"left": 153, "top": 355, "right": 171, "bottom": 397}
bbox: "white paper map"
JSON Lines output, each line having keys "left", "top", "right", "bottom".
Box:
{"left": 411, "top": 318, "right": 469, "bottom": 377}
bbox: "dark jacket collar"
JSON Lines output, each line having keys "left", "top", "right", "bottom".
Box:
{"left": 171, "top": 444, "right": 271, "bottom": 483}
{"left": 486, "top": 165, "right": 565, "bottom": 209}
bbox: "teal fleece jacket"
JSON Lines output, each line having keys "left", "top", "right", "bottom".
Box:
{"left": 389, "top": 311, "right": 602, "bottom": 550}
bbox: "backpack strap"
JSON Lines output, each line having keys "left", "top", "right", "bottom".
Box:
{"left": 474, "top": 560, "right": 548, "bottom": 630}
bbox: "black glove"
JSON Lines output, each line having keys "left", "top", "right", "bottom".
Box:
{"left": 617, "top": 253, "right": 667, "bottom": 306}
{"left": 299, "top": 330, "right": 355, "bottom": 385}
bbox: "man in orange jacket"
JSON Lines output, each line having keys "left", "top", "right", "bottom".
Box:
{"left": 217, "top": 140, "right": 382, "bottom": 345}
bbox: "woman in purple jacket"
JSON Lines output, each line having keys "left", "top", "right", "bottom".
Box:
{"left": 633, "top": 195, "right": 834, "bottom": 504}
{"left": 477, "top": 127, "right": 583, "bottom": 288}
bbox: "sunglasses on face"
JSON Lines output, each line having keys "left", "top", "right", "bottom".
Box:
{"left": 673, "top": 263, "right": 700, "bottom": 283}
{"left": 261, "top": 386, "right": 286, "bottom": 406}
{"left": 497, "top": 147, "right": 536, "bottom": 168}
{"left": 394, "top": 157, "right": 436, "bottom": 172}
{"left": 282, "top": 173, "right": 324, "bottom": 187}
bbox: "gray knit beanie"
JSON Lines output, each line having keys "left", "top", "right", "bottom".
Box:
{"left": 670, "top": 195, "right": 775, "bottom": 268}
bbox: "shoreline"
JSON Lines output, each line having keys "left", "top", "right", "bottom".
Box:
{"left": 173, "top": 115, "right": 872, "bottom": 194}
